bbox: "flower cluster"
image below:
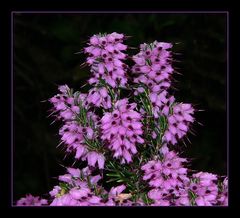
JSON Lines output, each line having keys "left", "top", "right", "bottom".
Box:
{"left": 142, "top": 150, "right": 189, "bottom": 189}
{"left": 101, "top": 99, "right": 144, "bottom": 163}
{"left": 141, "top": 149, "right": 190, "bottom": 206}
{"left": 16, "top": 33, "right": 227, "bottom": 207}
{"left": 87, "top": 87, "right": 112, "bottom": 109}
{"left": 17, "top": 195, "right": 48, "bottom": 206}
{"left": 85, "top": 32, "right": 128, "bottom": 88}
{"left": 49, "top": 167, "right": 104, "bottom": 206}
{"left": 142, "top": 154, "right": 228, "bottom": 206}
{"left": 49, "top": 85, "right": 80, "bottom": 121}
{"left": 49, "top": 84, "right": 105, "bottom": 169}
{"left": 132, "top": 41, "right": 173, "bottom": 94}
{"left": 59, "top": 121, "right": 105, "bottom": 169}
{"left": 48, "top": 167, "right": 142, "bottom": 206}
{"left": 189, "top": 172, "right": 219, "bottom": 206}
{"left": 132, "top": 41, "right": 176, "bottom": 120}
{"left": 149, "top": 91, "right": 175, "bottom": 118}
{"left": 163, "top": 103, "right": 194, "bottom": 145}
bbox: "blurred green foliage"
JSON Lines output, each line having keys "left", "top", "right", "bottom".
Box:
{"left": 13, "top": 13, "right": 227, "bottom": 201}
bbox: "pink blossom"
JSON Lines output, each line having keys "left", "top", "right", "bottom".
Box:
{"left": 17, "top": 194, "right": 48, "bottom": 206}
{"left": 84, "top": 32, "right": 128, "bottom": 88}
{"left": 87, "top": 152, "right": 105, "bottom": 169}
{"left": 132, "top": 41, "right": 173, "bottom": 95}
{"left": 87, "top": 87, "right": 112, "bottom": 109}
{"left": 163, "top": 103, "right": 194, "bottom": 145}
{"left": 101, "top": 98, "right": 143, "bottom": 163}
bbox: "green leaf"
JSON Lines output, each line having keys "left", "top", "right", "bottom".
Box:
{"left": 146, "top": 59, "right": 152, "bottom": 66}
{"left": 106, "top": 173, "right": 121, "bottom": 177}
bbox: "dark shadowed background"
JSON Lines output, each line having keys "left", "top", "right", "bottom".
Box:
{"left": 13, "top": 13, "right": 227, "bottom": 201}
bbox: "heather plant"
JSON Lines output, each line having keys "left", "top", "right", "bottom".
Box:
{"left": 16, "top": 32, "right": 228, "bottom": 206}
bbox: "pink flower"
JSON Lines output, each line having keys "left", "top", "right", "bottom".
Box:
{"left": 87, "top": 152, "right": 105, "bottom": 169}
{"left": 17, "top": 194, "right": 48, "bottom": 206}
{"left": 142, "top": 150, "right": 188, "bottom": 188}
{"left": 190, "top": 172, "right": 219, "bottom": 206}
{"left": 84, "top": 32, "right": 128, "bottom": 88}
{"left": 163, "top": 103, "right": 194, "bottom": 145}
{"left": 49, "top": 85, "right": 83, "bottom": 121}
{"left": 150, "top": 91, "right": 175, "bottom": 118}
{"left": 109, "top": 185, "right": 126, "bottom": 197}
{"left": 101, "top": 98, "right": 143, "bottom": 163}
{"left": 193, "top": 172, "right": 217, "bottom": 186}
{"left": 142, "top": 150, "right": 190, "bottom": 205}
{"left": 69, "top": 187, "right": 90, "bottom": 200}
{"left": 39, "top": 34, "right": 228, "bottom": 207}
{"left": 59, "top": 174, "right": 72, "bottom": 183}
{"left": 87, "top": 87, "right": 112, "bottom": 109}
{"left": 49, "top": 186, "right": 61, "bottom": 197}
{"left": 50, "top": 194, "right": 79, "bottom": 206}
{"left": 218, "top": 177, "right": 228, "bottom": 206}
{"left": 67, "top": 167, "right": 80, "bottom": 178}
{"left": 132, "top": 41, "right": 173, "bottom": 95}
{"left": 49, "top": 167, "right": 106, "bottom": 206}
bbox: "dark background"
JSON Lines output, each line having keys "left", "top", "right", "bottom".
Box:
{"left": 13, "top": 13, "right": 227, "bottom": 201}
